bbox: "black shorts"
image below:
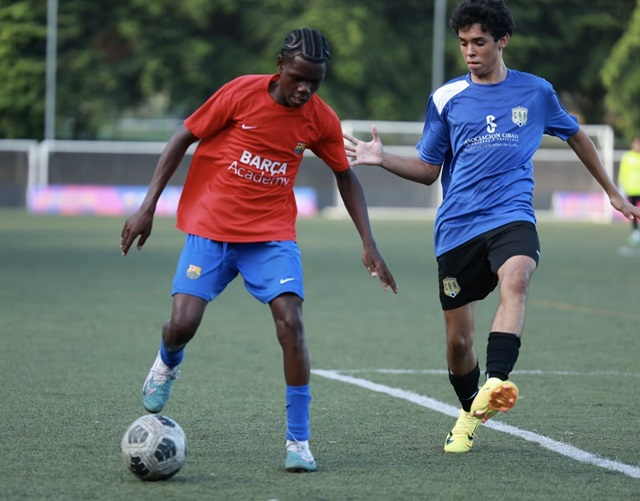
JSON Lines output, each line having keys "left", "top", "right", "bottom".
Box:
{"left": 437, "top": 221, "right": 540, "bottom": 310}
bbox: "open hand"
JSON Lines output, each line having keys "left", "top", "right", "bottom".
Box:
{"left": 344, "top": 125, "right": 384, "bottom": 167}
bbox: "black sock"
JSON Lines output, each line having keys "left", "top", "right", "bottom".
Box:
{"left": 486, "top": 331, "right": 521, "bottom": 381}
{"left": 449, "top": 363, "right": 480, "bottom": 412}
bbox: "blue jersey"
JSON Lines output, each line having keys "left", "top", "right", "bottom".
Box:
{"left": 416, "top": 70, "right": 580, "bottom": 257}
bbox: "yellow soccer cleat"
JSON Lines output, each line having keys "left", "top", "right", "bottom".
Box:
{"left": 444, "top": 409, "right": 481, "bottom": 453}
{"left": 470, "top": 377, "right": 519, "bottom": 423}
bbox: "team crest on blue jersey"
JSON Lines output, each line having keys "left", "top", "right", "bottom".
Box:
{"left": 511, "top": 107, "right": 528, "bottom": 127}
{"left": 442, "top": 277, "right": 461, "bottom": 298}
{"left": 186, "top": 264, "right": 202, "bottom": 280}
{"left": 294, "top": 142, "right": 308, "bottom": 155}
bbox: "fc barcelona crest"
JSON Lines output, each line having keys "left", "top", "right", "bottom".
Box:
{"left": 186, "top": 264, "right": 202, "bottom": 280}
{"left": 294, "top": 142, "right": 308, "bottom": 155}
{"left": 511, "top": 107, "right": 528, "bottom": 127}
{"left": 442, "top": 276, "right": 461, "bottom": 298}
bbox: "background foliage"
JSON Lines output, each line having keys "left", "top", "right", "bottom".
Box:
{"left": 601, "top": 2, "right": 640, "bottom": 139}
{"left": 0, "top": 0, "right": 638, "bottom": 140}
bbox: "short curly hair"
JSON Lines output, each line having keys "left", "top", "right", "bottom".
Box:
{"left": 449, "top": 0, "right": 515, "bottom": 41}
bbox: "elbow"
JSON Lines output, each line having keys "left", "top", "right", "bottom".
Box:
{"left": 420, "top": 161, "right": 440, "bottom": 186}
{"left": 420, "top": 175, "right": 438, "bottom": 186}
{"left": 172, "top": 125, "right": 199, "bottom": 149}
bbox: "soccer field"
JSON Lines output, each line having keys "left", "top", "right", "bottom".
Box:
{"left": 1, "top": 210, "right": 639, "bottom": 500}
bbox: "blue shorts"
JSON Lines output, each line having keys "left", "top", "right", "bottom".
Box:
{"left": 172, "top": 235, "right": 304, "bottom": 304}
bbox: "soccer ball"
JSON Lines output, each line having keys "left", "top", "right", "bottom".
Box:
{"left": 121, "top": 414, "right": 187, "bottom": 481}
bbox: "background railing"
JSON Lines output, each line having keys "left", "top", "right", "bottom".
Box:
{"left": 0, "top": 122, "right": 618, "bottom": 221}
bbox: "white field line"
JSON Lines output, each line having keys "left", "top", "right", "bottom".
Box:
{"left": 338, "top": 369, "right": 640, "bottom": 377}
{"left": 312, "top": 369, "right": 640, "bottom": 479}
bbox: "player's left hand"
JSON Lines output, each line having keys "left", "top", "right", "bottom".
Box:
{"left": 611, "top": 192, "right": 640, "bottom": 221}
{"left": 362, "top": 246, "right": 398, "bottom": 294}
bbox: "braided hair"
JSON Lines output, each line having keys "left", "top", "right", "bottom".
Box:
{"left": 280, "top": 28, "right": 331, "bottom": 64}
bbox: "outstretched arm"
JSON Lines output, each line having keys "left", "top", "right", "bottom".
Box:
{"left": 333, "top": 168, "right": 398, "bottom": 294}
{"left": 344, "top": 124, "right": 442, "bottom": 185}
{"left": 120, "top": 125, "right": 199, "bottom": 255}
{"left": 567, "top": 129, "right": 640, "bottom": 222}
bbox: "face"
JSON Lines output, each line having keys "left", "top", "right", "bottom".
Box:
{"left": 272, "top": 55, "right": 326, "bottom": 108}
{"left": 457, "top": 23, "right": 509, "bottom": 82}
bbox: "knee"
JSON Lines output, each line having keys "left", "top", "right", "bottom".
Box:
{"left": 275, "top": 313, "right": 304, "bottom": 347}
{"left": 500, "top": 268, "right": 532, "bottom": 298}
{"left": 165, "top": 313, "right": 200, "bottom": 341}
{"left": 447, "top": 334, "right": 474, "bottom": 357}
{"left": 501, "top": 268, "right": 533, "bottom": 298}
{"left": 499, "top": 258, "right": 536, "bottom": 296}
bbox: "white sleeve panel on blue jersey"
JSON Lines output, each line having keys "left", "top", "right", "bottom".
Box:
{"left": 415, "top": 102, "right": 448, "bottom": 165}
{"left": 432, "top": 80, "right": 470, "bottom": 114}
{"left": 416, "top": 80, "right": 470, "bottom": 165}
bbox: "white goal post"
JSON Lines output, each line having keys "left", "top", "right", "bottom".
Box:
{"left": 0, "top": 122, "right": 615, "bottom": 221}
{"left": 330, "top": 120, "right": 615, "bottom": 222}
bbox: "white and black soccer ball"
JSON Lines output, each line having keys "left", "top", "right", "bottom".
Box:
{"left": 121, "top": 414, "right": 187, "bottom": 481}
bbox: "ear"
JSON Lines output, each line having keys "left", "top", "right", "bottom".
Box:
{"left": 277, "top": 55, "right": 285, "bottom": 72}
{"left": 499, "top": 34, "right": 510, "bottom": 50}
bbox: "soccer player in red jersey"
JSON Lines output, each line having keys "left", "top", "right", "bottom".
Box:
{"left": 120, "top": 28, "right": 397, "bottom": 472}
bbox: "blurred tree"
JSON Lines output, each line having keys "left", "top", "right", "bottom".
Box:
{"left": 240, "top": 0, "right": 433, "bottom": 121}
{"left": 601, "top": 0, "right": 640, "bottom": 140}
{"left": 54, "top": 0, "right": 250, "bottom": 138}
{"left": 0, "top": 0, "right": 636, "bottom": 139}
{"left": 503, "top": 0, "right": 636, "bottom": 125}
{"left": 0, "top": 0, "right": 47, "bottom": 139}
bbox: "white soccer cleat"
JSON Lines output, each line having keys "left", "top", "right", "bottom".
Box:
{"left": 285, "top": 440, "right": 316, "bottom": 472}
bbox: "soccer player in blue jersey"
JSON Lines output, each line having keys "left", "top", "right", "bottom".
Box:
{"left": 344, "top": 0, "right": 640, "bottom": 453}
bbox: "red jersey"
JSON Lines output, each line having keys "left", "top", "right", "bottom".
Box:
{"left": 178, "top": 74, "right": 349, "bottom": 242}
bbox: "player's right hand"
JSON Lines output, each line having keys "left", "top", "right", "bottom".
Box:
{"left": 343, "top": 124, "right": 385, "bottom": 167}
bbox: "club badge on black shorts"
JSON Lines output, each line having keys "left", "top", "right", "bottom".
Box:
{"left": 442, "top": 276, "right": 461, "bottom": 298}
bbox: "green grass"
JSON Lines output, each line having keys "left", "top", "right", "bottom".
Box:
{"left": 1, "top": 210, "right": 639, "bottom": 500}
